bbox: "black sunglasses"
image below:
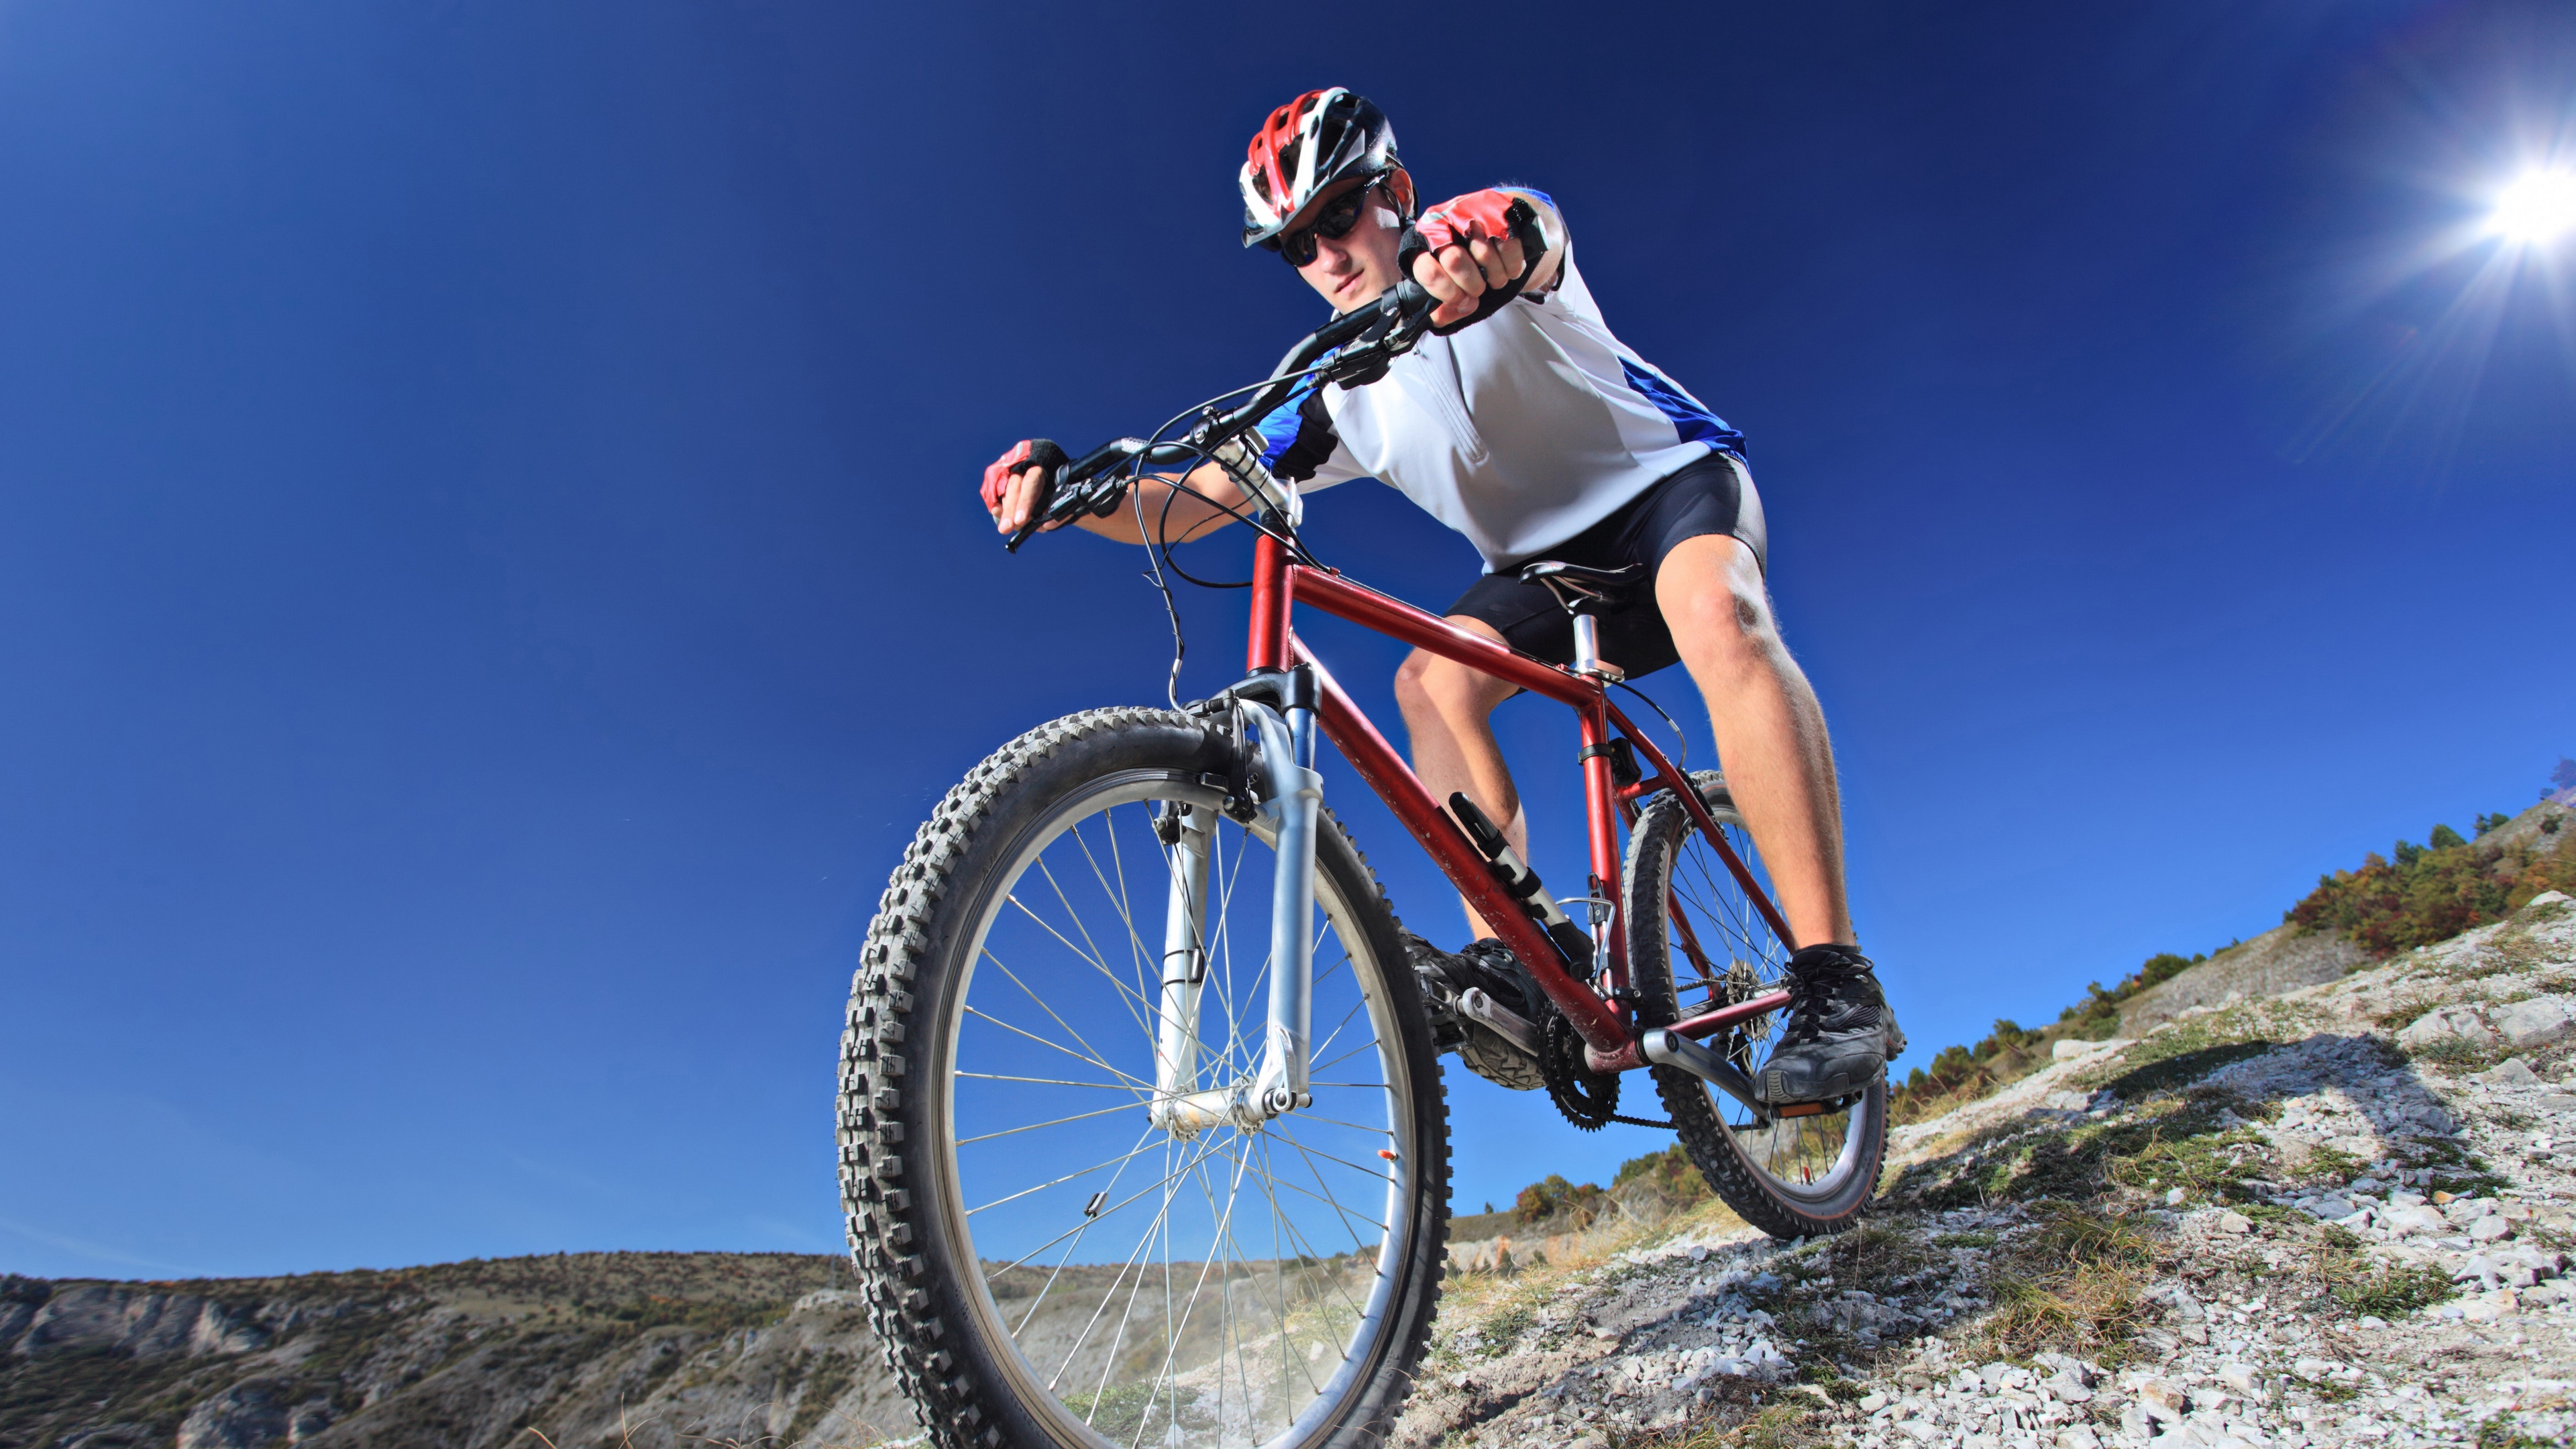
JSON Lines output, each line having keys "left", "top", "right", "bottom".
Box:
{"left": 1271, "top": 183, "right": 1381, "bottom": 268}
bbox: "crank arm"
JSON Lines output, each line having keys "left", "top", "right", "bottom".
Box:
{"left": 1640, "top": 1027, "right": 1771, "bottom": 1123}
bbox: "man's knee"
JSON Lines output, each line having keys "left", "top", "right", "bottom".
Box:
{"left": 1395, "top": 649, "right": 1477, "bottom": 716}
{"left": 1396, "top": 619, "right": 1515, "bottom": 718}
{"left": 1664, "top": 576, "right": 1777, "bottom": 672}
{"left": 1397, "top": 657, "right": 1519, "bottom": 728}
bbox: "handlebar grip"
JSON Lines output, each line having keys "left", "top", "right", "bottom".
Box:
{"left": 1004, "top": 458, "right": 1139, "bottom": 552}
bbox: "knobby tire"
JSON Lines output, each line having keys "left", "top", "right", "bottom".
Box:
{"left": 839, "top": 708, "right": 1449, "bottom": 1449}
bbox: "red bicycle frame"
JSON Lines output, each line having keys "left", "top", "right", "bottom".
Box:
{"left": 1244, "top": 533, "right": 1795, "bottom": 1076}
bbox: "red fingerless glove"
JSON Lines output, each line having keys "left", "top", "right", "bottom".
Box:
{"left": 979, "top": 438, "right": 1069, "bottom": 511}
{"left": 1397, "top": 191, "right": 1550, "bottom": 336}
{"left": 1412, "top": 189, "right": 1523, "bottom": 253}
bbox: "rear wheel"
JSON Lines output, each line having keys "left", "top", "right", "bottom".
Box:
{"left": 840, "top": 708, "right": 1448, "bottom": 1449}
{"left": 1622, "top": 771, "right": 1886, "bottom": 1238}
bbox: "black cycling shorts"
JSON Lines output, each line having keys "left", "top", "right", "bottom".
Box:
{"left": 1444, "top": 450, "right": 1766, "bottom": 680}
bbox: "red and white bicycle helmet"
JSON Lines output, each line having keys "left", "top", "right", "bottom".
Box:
{"left": 1239, "top": 87, "right": 1413, "bottom": 250}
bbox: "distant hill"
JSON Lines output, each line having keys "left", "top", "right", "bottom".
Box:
{"left": 1, "top": 1252, "right": 904, "bottom": 1449}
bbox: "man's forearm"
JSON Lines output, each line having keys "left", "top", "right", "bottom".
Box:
{"left": 1073, "top": 464, "right": 1250, "bottom": 547}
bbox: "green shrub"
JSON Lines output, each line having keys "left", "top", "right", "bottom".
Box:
{"left": 1613, "top": 1142, "right": 1711, "bottom": 1205}
{"left": 1512, "top": 1173, "right": 1607, "bottom": 1226}
{"left": 2288, "top": 822, "right": 2576, "bottom": 955}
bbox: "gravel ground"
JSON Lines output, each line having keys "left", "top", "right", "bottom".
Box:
{"left": 1396, "top": 891, "right": 2576, "bottom": 1449}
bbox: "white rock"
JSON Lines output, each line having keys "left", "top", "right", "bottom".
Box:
{"left": 2494, "top": 996, "right": 2576, "bottom": 1051}
{"left": 2216, "top": 1211, "right": 2252, "bottom": 1234}
{"left": 2400, "top": 1005, "right": 2500, "bottom": 1051}
{"left": 2217, "top": 1362, "right": 2267, "bottom": 1402}
{"left": 2524, "top": 890, "right": 2572, "bottom": 910}
{"left": 2469, "top": 1216, "right": 2516, "bottom": 1243}
{"left": 2053, "top": 1428, "right": 2102, "bottom": 1449}
{"left": 2137, "top": 1379, "right": 2188, "bottom": 1421}
{"left": 2052, "top": 1038, "right": 2108, "bottom": 1061}
{"left": 2385, "top": 1205, "right": 2449, "bottom": 1236}
{"left": 2474, "top": 1057, "right": 2543, "bottom": 1087}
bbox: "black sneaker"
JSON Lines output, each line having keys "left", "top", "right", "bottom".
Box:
{"left": 1403, "top": 932, "right": 1546, "bottom": 1092}
{"left": 1753, "top": 945, "right": 1904, "bottom": 1105}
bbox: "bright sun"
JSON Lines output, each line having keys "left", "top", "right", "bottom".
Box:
{"left": 2491, "top": 168, "right": 2576, "bottom": 244}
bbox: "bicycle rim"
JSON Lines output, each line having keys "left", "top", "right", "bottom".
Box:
{"left": 936, "top": 771, "right": 1419, "bottom": 1449}
{"left": 1645, "top": 777, "right": 1875, "bottom": 1212}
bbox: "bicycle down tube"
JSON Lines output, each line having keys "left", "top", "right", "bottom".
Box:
{"left": 1242, "top": 530, "right": 1796, "bottom": 1077}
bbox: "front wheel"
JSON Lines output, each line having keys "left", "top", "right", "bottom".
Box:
{"left": 1623, "top": 771, "right": 1886, "bottom": 1238}
{"left": 840, "top": 708, "right": 1449, "bottom": 1449}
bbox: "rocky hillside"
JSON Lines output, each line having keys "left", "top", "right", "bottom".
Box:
{"left": 1399, "top": 886, "right": 2576, "bottom": 1449}
{"left": 15, "top": 798, "right": 2575, "bottom": 1449}
{"left": 0, "top": 1252, "right": 909, "bottom": 1449}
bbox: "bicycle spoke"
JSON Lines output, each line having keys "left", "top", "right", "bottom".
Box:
{"left": 967, "top": 1134, "right": 1175, "bottom": 1218}
{"left": 1061, "top": 811, "right": 1168, "bottom": 1042}
{"left": 958, "top": 1070, "right": 1148, "bottom": 1091}
{"left": 961, "top": 1000, "right": 1152, "bottom": 1093}
{"left": 957, "top": 1097, "right": 1154, "bottom": 1146}
{"left": 1020, "top": 855, "right": 1160, "bottom": 1037}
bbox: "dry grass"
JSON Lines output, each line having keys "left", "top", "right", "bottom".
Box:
{"left": 1956, "top": 1204, "right": 2161, "bottom": 1363}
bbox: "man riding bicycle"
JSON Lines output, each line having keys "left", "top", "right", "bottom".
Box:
{"left": 979, "top": 87, "right": 1900, "bottom": 1107}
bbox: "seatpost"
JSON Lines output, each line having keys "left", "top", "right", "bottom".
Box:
{"left": 1570, "top": 609, "right": 1605, "bottom": 678}
{"left": 1563, "top": 600, "right": 1618, "bottom": 977}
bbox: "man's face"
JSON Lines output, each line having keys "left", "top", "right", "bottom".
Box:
{"left": 1289, "top": 177, "right": 1405, "bottom": 313}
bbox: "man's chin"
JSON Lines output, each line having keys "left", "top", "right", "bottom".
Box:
{"left": 1330, "top": 278, "right": 1388, "bottom": 315}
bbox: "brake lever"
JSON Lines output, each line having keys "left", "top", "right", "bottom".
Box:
{"left": 1003, "top": 472, "right": 1065, "bottom": 552}
{"left": 1004, "top": 438, "right": 1152, "bottom": 552}
{"left": 1322, "top": 281, "right": 1438, "bottom": 390}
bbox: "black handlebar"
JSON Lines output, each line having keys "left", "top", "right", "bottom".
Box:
{"left": 1002, "top": 271, "right": 1462, "bottom": 552}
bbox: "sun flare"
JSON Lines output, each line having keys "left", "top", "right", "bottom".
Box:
{"left": 2491, "top": 168, "right": 2576, "bottom": 244}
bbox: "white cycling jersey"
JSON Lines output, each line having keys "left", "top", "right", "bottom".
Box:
{"left": 1253, "top": 189, "right": 1741, "bottom": 570}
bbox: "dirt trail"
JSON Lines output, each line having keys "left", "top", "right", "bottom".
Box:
{"left": 1399, "top": 891, "right": 2576, "bottom": 1449}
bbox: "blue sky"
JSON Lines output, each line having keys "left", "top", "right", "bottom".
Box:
{"left": 3, "top": 1, "right": 2570, "bottom": 1279}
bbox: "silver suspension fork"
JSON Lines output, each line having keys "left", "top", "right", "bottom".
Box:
{"left": 1147, "top": 802, "right": 1215, "bottom": 1128}
{"left": 1247, "top": 699, "right": 1322, "bottom": 1116}
{"left": 1152, "top": 698, "right": 1323, "bottom": 1135}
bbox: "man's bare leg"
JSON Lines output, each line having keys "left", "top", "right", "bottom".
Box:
{"left": 1653, "top": 533, "right": 1852, "bottom": 949}
{"left": 1392, "top": 617, "right": 1526, "bottom": 940}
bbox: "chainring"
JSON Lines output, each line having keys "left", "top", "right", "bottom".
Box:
{"left": 1540, "top": 1013, "right": 1621, "bottom": 1132}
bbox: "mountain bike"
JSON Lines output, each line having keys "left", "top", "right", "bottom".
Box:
{"left": 838, "top": 277, "right": 1887, "bottom": 1449}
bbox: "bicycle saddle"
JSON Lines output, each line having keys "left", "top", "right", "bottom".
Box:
{"left": 1516, "top": 559, "right": 1647, "bottom": 612}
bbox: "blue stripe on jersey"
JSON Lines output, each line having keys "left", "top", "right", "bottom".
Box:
{"left": 1618, "top": 358, "right": 1745, "bottom": 456}
{"left": 1256, "top": 374, "right": 1325, "bottom": 471}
